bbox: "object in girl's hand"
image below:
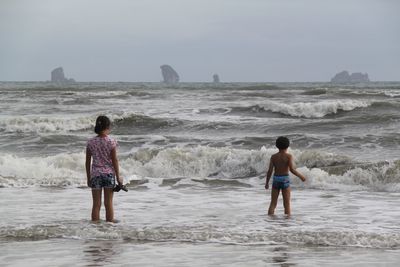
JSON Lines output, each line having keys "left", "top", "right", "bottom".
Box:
{"left": 114, "top": 184, "right": 128, "bottom": 192}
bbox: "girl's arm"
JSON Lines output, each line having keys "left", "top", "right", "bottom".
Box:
{"left": 288, "top": 154, "right": 306, "bottom": 182}
{"left": 265, "top": 157, "right": 274, "bottom": 189}
{"left": 85, "top": 148, "right": 92, "bottom": 187}
{"left": 111, "top": 147, "right": 123, "bottom": 185}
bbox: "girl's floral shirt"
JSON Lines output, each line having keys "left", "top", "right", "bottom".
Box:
{"left": 87, "top": 135, "right": 117, "bottom": 177}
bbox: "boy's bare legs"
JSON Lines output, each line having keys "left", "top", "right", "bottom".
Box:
{"left": 268, "top": 188, "right": 280, "bottom": 215}
{"left": 282, "top": 187, "right": 291, "bottom": 216}
{"left": 91, "top": 189, "right": 102, "bottom": 221}
{"left": 104, "top": 188, "right": 114, "bottom": 222}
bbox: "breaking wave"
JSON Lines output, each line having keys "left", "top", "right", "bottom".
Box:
{"left": 0, "top": 115, "right": 94, "bottom": 133}
{"left": 258, "top": 99, "right": 371, "bottom": 118}
{"left": 0, "top": 112, "right": 177, "bottom": 133}
{"left": 1, "top": 146, "right": 400, "bottom": 191}
{"left": 227, "top": 99, "right": 371, "bottom": 118}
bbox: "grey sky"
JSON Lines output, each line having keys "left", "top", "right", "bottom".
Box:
{"left": 0, "top": 0, "right": 399, "bottom": 82}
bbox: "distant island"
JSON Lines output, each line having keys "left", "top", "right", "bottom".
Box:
{"left": 51, "top": 67, "right": 75, "bottom": 83}
{"left": 160, "top": 65, "right": 179, "bottom": 84}
{"left": 213, "top": 74, "right": 220, "bottom": 83}
{"left": 331, "top": 71, "right": 369, "bottom": 83}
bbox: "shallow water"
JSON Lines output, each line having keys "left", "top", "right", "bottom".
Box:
{"left": 1, "top": 187, "right": 400, "bottom": 266}
{"left": 1, "top": 82, "right": 400, "bottom": 266}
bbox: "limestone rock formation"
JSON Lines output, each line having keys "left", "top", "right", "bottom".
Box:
{"left": 331, "top": 71, "right": 350, "bottom": 83}
{"left": 349, "top": 72, "right": 370, "bottom": 83}
{"left": 51, "top": 67, "right": 75, "bottom": 83}
{"left": 331, "top": 71, "right": 369, "bottom": 83}
{"left": 213, "top": 74, "right": 220, "bottom": 83}
{"left": 160, "top": 65, "right": 179, "bottom": 84}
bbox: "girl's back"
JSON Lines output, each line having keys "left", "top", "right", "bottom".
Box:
{"left": 87, "top": 135, "right": 117, "bottom": 177}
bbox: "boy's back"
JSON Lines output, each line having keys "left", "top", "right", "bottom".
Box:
{"left": 270, "top": 152, "right": 291, "bottom": 176}
{"left": 265, "top": 136, "right": 306, "bottom": 216}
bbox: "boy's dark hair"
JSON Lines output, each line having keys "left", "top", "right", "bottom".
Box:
{"left": 94, "top": 115, "right": 111, "bottom": 134}
{"left": 276, "top": 136, "right": 290, "bottom": 150}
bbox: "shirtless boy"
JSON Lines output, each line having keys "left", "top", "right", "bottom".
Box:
{"left": 265, "top": 136, "right": 306, "bottom": 216}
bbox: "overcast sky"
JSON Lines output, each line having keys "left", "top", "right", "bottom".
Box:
{"left": 0, "top": 0, "right": 399, "bottom": 82}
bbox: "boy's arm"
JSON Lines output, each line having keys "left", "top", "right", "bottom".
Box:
{"left": 111, "top": 147, "right": 123, "bottom": 185}
{"left": 288, "top": 154, "right": 306, "bottom": 182}
{"left": 85, "top": 148, "right": 92, "bottom": 187}
{"left": 265, "top": 157, "right": 274, "bottom": 189}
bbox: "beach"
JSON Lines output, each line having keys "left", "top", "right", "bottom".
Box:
{"left": 1, "top": 82, "right": 400, "bottom": 266}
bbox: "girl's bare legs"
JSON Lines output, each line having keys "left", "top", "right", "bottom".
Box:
{"left": 91, "top": 189, "right": 102, "bottom": 221}
{"left": 268, "top": 188, "right": 280, "bottom": 215}
{"left": 104, "top": 188, "right": 114, "bottom": 222}
{"left": 282, "top": 187, "right": 291, "bottom": 216}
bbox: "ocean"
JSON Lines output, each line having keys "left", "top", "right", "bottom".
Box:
{"left": 1, "top": 81, "right": 400, "bottom": 266}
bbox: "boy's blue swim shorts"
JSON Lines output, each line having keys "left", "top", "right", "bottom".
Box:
{"left": 272, "top": 175, "right": 290, "bottom": 190}
{"left": 90, "top": 173, "right": 115, "bottom": 189}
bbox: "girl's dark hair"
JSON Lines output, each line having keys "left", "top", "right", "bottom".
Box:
{"left": 94, "top": 115, "right": 111, "bottom": 134}
{"left": 276, "top": 136, "right": 290, "bottom": 150}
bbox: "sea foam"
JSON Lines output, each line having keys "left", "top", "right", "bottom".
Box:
{"left": 1, "top": 146, "right": 400, "bottom": 191}
{"left": 0, "top": 112, "right": 158, "bottom": 133}
{"left": 1, "top": 224, "right": 399, "bottom": 248}
{"left": 260, "top": 99, "right": 370, "bottom": 118}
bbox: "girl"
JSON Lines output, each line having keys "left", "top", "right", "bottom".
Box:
{"left": 86, "top": 115, "right": 123, "bottom": 222}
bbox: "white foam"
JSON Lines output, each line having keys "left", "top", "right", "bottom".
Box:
{"left": 124, "top": 146, "right": 287, "bottom": 180}
{"left": 2, "top": 147, "right": 400, "bottom": 191}
{"left": 0, "top": 147, "right": 275, "bottom": 187}
{"left": 0, "top": 111, "right": 142, "bottom": 133}
{"left": 0, "top": 115, "right": 94, "bottom": 133}
{"left": 2, "top": 224, "right": 399, "bottom": 248}
{"left": 74, "top": 90, "right": 128, "bottom": 97}
{"left": 0, "top": 153, "right": 84, "bottom": 187}
{"left": 261, "top": 99, "right": 370, "bottom": 118}
{"left": 294, "top": 161, "right": 400, "bottom": 192}
{"left": 383, "top": 90, "right": 400, "bottom": 98}
{"left": 296, "top": 150, "right": 352, "bottom": 168}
